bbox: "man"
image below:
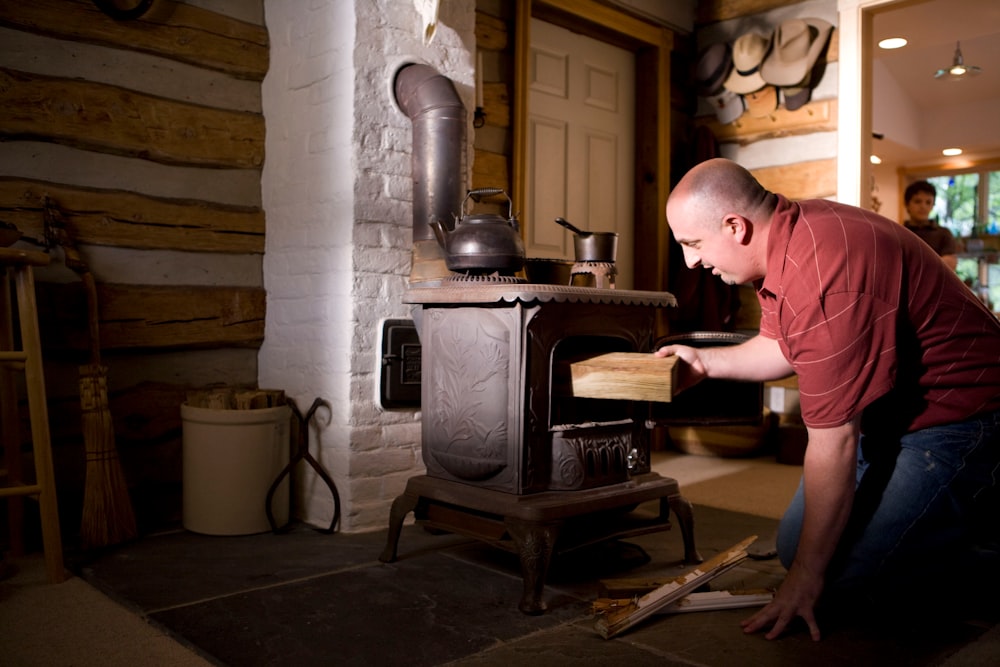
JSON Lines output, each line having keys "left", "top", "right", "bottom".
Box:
{"left": 656, "top": 158, "right": 1000, "bottom": 641}
{"left": 903, "top": 179, "right": 958, "bottom": 270}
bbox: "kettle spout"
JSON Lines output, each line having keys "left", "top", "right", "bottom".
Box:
{"left": 429, "top": 217, "right": 449, "bottom": 249}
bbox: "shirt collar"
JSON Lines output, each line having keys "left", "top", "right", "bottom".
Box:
{"left": 758, "top": 193, "right": 797, "bottom": 299}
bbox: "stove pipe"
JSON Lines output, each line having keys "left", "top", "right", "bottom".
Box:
{"left": 394, "top": 63, "right": 466, "bottom": 284}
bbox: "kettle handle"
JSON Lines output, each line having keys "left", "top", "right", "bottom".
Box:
{"left": 463, "top": 187, "right": 514, "bottom": 221}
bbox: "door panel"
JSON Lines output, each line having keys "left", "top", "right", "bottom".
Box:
{"left": 526, "top": 18, "right": 635, "bottom": 288}
{"left": 526, "top": 118, "right": 568, "bottom": 254}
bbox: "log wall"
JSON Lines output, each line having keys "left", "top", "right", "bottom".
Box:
{"left": 0, "top": 0, "right": 268, "bottom": 537}
{"left": 678, "top": 0, "right": 841, "bottom": 334}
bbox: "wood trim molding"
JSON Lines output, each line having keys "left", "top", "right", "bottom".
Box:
{"left": 536, "top": 0, "right": 666, "bottom": 46}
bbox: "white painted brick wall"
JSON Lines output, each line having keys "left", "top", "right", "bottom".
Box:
{"left": 260, "top": 0, "right": 475, "bottom": 533}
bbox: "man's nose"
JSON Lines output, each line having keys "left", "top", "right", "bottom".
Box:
{"left": 682, "top": 248, "right": 701, "bottom": 269}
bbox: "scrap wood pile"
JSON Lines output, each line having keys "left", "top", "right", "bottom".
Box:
{"left": 592, "top": 536, "right": 771, "bottom": 638}
{"left": 185, "top": 386, "right": 286, "bottom": 410}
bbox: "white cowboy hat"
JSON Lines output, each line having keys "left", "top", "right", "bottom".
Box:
{"left": 723, "top": 31, "right": 772, "bottom": 94}
{"left": 761, "top": 18, "right": 834, "bottom": 87}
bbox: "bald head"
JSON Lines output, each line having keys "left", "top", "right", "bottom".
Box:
{"left": 667, "top": 158, "right": 776, "bottom": 231}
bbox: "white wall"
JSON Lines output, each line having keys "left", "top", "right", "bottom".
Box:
{"left": 260, "top": 0, "right": 475, "bottom": 532}
{"left": 872, "top": 58, "right": 920, "bottom": 150}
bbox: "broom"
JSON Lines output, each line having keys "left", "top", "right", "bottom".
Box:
{"left": 43, "top": 197, "right": 136, "bottom": 548}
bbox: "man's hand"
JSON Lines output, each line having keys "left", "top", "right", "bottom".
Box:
{"left": 655, "top": 335, "right": 793, "bottom": 386}
{"left": 741, "top": 419, "right": 860, "bottom": 642}
{"left": 653, "top": 344, "right": 707, "bottom": 394}
{"left": 740, "top": 562, "right": 825, "bottom": 640}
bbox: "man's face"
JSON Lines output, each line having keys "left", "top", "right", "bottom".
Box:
{"left": 906, "top": 191, "right": 935, "bottom": 224}
{"left": 669, "top": 215, "right": 749, "bottom": 286}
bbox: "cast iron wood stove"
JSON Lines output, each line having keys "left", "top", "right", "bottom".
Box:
{"left": 380, "top": 283, "right": 701, "bottom": 613}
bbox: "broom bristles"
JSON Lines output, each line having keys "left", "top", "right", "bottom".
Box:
{"left": 80, "top": 365, "right": 136, "bottom": 549}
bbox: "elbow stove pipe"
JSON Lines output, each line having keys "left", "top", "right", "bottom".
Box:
{"left": 394, "top": 63, "right": 467, "bottom": 247}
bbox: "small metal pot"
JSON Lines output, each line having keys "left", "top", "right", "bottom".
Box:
{"left": 573, "top": 231, "right": 618, "bottom": 263}
{"left": 555, "top": 217, "right": 618, "bottom": 263}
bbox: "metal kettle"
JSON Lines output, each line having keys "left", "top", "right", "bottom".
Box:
{"left": 429, "top": 188, "right": 525, "bottom": 273}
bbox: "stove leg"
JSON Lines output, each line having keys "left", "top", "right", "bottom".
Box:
{"left": 505, "top": 519, "right": 560, "bottom": 615}
{"left": 666, "top": 494, "right": 702, "bottom": 563}
{"left": 379, "top": 492, "right": 419, "bottom": 563}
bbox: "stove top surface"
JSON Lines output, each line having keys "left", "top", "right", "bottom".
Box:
{"left": 404, "top": 283, "right": 677, "bottom": 307}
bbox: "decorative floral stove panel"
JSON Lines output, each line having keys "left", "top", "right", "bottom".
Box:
{"left": 407, "top": 284, "right": 676, "bottom": 494}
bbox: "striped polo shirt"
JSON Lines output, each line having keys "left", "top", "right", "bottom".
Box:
{"left": 757, "top": 195, "right": 1000, "bottom": 434}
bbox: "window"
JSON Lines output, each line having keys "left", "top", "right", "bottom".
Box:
{"left": 904, "top": 162, "right": 1000, "bottom": 238}
{"left": 903, "top": 160, "right": 1000, "bottom": 313}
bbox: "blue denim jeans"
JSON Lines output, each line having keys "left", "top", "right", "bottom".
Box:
{"left": 776, "top": 407, "right": 1000, "bottom": 595}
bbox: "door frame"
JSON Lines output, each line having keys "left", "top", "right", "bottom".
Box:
{"left": 513, "top": 0, "right": 673, "bottom": 292}
{"left": 837, "top": 0, "right": 900, "bottom": 206}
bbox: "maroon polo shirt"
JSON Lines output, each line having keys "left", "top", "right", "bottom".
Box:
{"left": 757, "top": 195, "right": 1000, "bottom": 434}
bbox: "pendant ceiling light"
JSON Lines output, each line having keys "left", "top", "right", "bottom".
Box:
{"left": 934, "top": 41, "right": 981, "bottom": 79}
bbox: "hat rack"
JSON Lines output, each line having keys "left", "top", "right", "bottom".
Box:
{"left": 694, "top": 18, "right": 834, "bottom": 127}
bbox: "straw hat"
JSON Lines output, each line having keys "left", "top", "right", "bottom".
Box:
{"left": 761, "top": 18, "right": 834, "bottom": 87}
{"left": 723, "top": 31, "right": 772, "bottom": 94}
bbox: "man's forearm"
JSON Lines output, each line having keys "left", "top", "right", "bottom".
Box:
{"left": 701, "top": 335, "right": 794, "bottom": 382}
{"left": 792, "top": 421, "right": 860, "bottom": 581}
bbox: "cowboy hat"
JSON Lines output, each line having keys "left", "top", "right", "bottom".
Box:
{"left": 695, "top": 42, "right": 732, "bottom": 97}
{"left": 782, "top": 85, "right": 811, "bottom": 111}
{"left": 761, "top": 18, "right": 834, "bottom": 87}
{"left": 723, "top": 31, "right": 772, "bottom": 94}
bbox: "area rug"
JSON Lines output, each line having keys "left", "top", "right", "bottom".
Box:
{"left": 651, "top": 452, "right": 802, "bottom": 520}
{"left": 681, "top": 465, "right": 801, "bottom": 520}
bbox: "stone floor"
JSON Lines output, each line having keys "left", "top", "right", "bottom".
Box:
{"left": 75, "top": 495, "right": 1000, "bottom": 667}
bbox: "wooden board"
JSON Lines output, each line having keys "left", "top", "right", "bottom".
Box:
{"left": 695, "top": 99, "right": 838, "bottom": 148}
{"left": 567, "top": 352, "right": 678, "bottom": 403}
{"left": 594, "top": 536, "right": 757, "bottom": 638}
{"left": 594, "top": 590, "right": 773, "bottom": 615}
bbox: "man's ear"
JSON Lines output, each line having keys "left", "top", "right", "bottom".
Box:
{"left": 722, "top": 213, "right": 750, "bottom": 244}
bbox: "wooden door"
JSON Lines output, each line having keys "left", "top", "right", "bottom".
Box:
{"left": 524, "top": 18, "right": 636, "bottom": 288}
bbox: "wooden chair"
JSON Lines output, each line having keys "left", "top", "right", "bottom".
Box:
{"left": 0, "top": 247, "right": 65, "bottom": 583}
